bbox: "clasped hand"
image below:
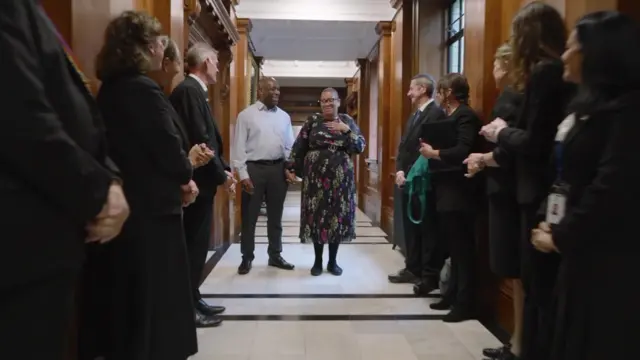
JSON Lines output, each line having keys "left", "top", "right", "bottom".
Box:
{"left": 86, "top": 182, "right": 130, "bottom": 244}
{"left": 181, "top": 180, "right": 199, "bottom": 207}
{"left": 463, "top": 153, "right": 485, "bottom": 178}
{"left": 419, "top": 140, "right": 437, "bottom": 159}
{"left": 531, "top": 222, "right": 559, "bottom": 253}
{"left": 189, "top": 144, "right": 215, "bottom": 168}
{"left": 479, "top": 118, "right": 508, "bottom": 143}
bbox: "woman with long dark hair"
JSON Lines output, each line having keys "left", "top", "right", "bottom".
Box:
{"left": 419, "top": 73, "right": 481, "bottom": 322}
{"left": 464, "top": 2, "right": 574, "bottom": 359}
{"left": 531, "top": 11, "right": 640, "bottom": 360}
{"left": 93, "top": 11, "right": 198, "bottom": 360}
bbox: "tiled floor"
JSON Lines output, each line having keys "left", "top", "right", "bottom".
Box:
{"left": 193, "top": 191, "right": 500, "bottom": 360}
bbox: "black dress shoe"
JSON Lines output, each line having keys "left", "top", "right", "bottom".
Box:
{"left": 195, "top": 299, "right": 226, "bottom": 316}
{"left": 268, "top": 255, "right": 295, "bottom": 270}
{"left": 442, "top": 306, "right": 474, "bottom": 323}
{"left": 429, "top": 299, "right": 452, "bottom": 310}
{"left": 195, "top": 310, "right": 222, "bottom": 328}
{"left": 310, "top": 263, "right": 323, "bottom": 276}
{"left": 388, "top": 269, "right": 418, "bottom": 284}
{"left": 413, "top": 279, "right": 437, "bottom": 296}
{"left": 327, "top": 262, "right": 343, "bottom": 276}
{"left": 483, "top": 344, "right": 510, "bottom": 358}
{"left": 238, "top": 259, "right": 252, "bottom": 275}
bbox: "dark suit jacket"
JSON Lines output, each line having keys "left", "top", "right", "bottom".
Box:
{"left": 497, "top": 60, "right": 575, "bottom": 205}
{"left": 97, "top": 74, "right": 192, "bottom": 215}
{"left": 549, "top": 101, "right": 640, "bottom": 360}
{"left": 396, "top": 101, "right": 446, "bottom": 174}
{"left": 0, "top": 0, "right": 116, "bottom": 287}
{"left": 170, "top": 76, "right": 229, "bottom": 195}
{"left": 422, "top": 103, "right": 482, "bottom": 212}
{"left": 486, "top": 87, "right": 524, "bottom": 196}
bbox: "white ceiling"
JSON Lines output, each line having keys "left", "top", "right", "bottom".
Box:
{"left": 236, "top": 0, "right": 396, "bottom": 85}
{"left": 250, "top": 19, "right": 380, "bottom": 61}
{"left": 236, "top": 0, "right": 397, "bottom": 22}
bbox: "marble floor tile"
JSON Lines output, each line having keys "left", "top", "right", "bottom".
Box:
{"left": 204, "top": 297, "right": 446, "bottom": 316}
{"left": 199, "top": 244, "right": 412, "bottom": 295}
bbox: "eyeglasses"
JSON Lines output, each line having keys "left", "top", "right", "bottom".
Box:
{"left": 319, "top": 98, "right": 338, "bottom": 104}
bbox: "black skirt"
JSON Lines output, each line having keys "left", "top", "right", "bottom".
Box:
{"left": 488, "top": 193, "right": 521, "bottom": 278}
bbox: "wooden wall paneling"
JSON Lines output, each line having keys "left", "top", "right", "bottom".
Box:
{"left": 415, "top": 0, "right": 447, "bottom": 79}
{"left": 356, "top": 59, "right": 371, "bottom": 212}
{"left": 365, "top": 44, "right": 381, "bottom": 224}
{"left": 618, "top": 0, "right": 640, "bottom": 21}
{"left": 150, "top": 0, "right": 186, "bottom": 89}
{"left": 375, "top": 21, "right": 393, "bottom": 234}
{"left": 229, "top": 16, "right": 252, "bottom": 239}
{"left": 387, "top": 8, "right": 403, "bottom": 240}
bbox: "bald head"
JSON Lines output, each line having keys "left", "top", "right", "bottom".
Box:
{"left": 258, "top": 77, "right": 280, "bottom": 108}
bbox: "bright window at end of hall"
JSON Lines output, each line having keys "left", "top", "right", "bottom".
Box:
{"left": 446, "top": 0, "right": 464, "bottom": 74}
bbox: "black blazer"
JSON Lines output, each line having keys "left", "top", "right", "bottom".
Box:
{"left": 497, "top": 60, "right": 575, "bottom": 205}
{"left": 486, "top": 87, "right": 524, "bottom": 196}
{"left": 170, "top": 76, "right": 228, "bottom": 195}
{"left": 396, "top": 101, "right": 446, "bottom": 174}
{"left": 97, "top": 74, "right": 192, "bottom": 216}
{"left": 422, "top": 103, "right": 482, "bottom": 212}
{"left": 0, "top": 0, "right": 117, "bottom": 286}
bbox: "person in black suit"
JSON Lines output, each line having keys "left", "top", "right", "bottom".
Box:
{"left": 388, "top": 74, "right": 446, "bottom": 291}
{"left": 481, "top": 43, "right": 525, "bottom": 360}
{"left": 419, "top": 73, "right": 482, "bottom": 322}
{"left": 466, "top": 3, "right": 573, "bottom": 359}
{"left": 0, "top": 1, "right": 129, "bottom": 359}
{"left": 530, "top": 11, "right": 640, "bottom": 360}
{"left": 170, "top": 42, "right": 235, "bottom": 328}
{"left": 149, "top": 36, "right": 215, "bottom": 170}
{"left": 94, "top": 11, "right": 197, "bottom": 359}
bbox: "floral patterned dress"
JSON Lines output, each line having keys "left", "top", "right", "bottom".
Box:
{"left": 288, "top": 114, "right": 366, "bottom": 244}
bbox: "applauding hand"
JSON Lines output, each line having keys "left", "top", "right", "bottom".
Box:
{"left": 531, "top": 222, "right": 559, "bottom": 253}
{"left": 463, "top": 153, "right": 486, "bottom": 178}
{"left": 86, "top": 182, "right": 130, "bottom": 243}
{"left": 189, "top": 144, "right": 214, "bottom": 168}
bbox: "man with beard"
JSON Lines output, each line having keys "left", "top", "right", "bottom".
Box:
{"left": 232, "top": 77, "right": 295, "bottom": 275}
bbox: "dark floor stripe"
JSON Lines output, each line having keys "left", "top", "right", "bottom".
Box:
{"left": 201, "top": 293, "right": 441, "bottom": 299}
{"left": 216, "top": 314, "right": 445, "bottom": 321}
{"left": 199, "top": 241, "right": 231, "bottom": 285}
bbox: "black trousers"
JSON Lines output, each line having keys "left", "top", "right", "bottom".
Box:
{"left": 520, "top": 204, "right": 561, "bottom": 360}
{"left": 240, "top": 162, "right": 287, "bottom": 260}
{"left": 439, "top": 211, "right": 475, "bottom": 307}
{"left": 0, "top": 271, "right": 76, "bottom": 360}
{"left": 183, "top": 192, "right": 215, "bottom": 303}
{"left": 402, "top": 191, "right": 444, "bottom": 281}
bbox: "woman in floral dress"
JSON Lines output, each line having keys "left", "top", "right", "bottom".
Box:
{"left": 287, "top": 88, "right": 366, "bottom": 276}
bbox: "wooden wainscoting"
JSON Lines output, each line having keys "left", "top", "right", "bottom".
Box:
{"left": 364, "top": 160, "right": 382, "bottom": 225}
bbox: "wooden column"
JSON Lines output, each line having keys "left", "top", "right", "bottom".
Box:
{"left": 229, "top": 17, "right": 253, "bottom": 239}
{"left": 42, "top": 0, "right": 138, "bottom": 94}
{"left": 375, "top": 21, "right": 394, "bottom": 234}
{"left": 356, "top": 58, "right": 371, "bottom": 213}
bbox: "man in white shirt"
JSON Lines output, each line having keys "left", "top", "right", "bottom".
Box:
{"left": 232, "top": 77, "right": 295, "bottom": 275}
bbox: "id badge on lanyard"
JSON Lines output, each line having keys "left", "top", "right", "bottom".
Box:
{"left": 546, "top": 142, "right": 569, "bottom": 225}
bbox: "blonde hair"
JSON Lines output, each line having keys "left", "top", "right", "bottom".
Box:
{"left": 495, "top": 42, "right": 512, "bottom": 65}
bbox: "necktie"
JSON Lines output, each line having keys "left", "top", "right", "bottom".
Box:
{"left": 409, "top": 110, "right": 422, "bottom": 128}
{"left": 39, "top": 6, "right": 92, "bottom": 93}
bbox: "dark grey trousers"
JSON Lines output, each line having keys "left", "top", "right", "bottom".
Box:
{"left": 240, "top": 161, "right": 288, "bottom": 260}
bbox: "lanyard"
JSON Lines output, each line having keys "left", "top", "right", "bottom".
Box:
{"left": 554, "top": 141, "right": 564, "bottom": 181}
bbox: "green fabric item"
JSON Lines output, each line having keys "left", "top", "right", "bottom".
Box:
{"left": 404, "top": 156, "right": 430, "bottom": 224}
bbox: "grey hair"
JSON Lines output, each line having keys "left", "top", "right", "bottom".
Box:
{"left": 321, "top": 87, "right": 339, "bottom": 99}
{"left": 411, "top": 73, "right": 436, "bottom": 98}
{"left": 185, "top": 42, "right": 218, "bottom": 69}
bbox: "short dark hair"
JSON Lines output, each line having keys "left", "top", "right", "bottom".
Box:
{"left": 411, "top": 74, "right": 435, "bottom": 98}
{"left": 95, "top": 11, "right": 162, "bottom": 81}
{"left": 571, "top": 11, "right": 640, "bottom": 115}
{"left": 437, "top": 73, "right": 470, "bottom": 104}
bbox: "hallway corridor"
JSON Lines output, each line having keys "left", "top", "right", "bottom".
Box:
{"left": 192, "top": 191, "right": 501, "bottom": 359}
